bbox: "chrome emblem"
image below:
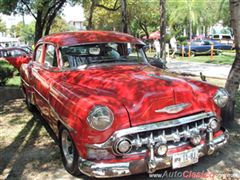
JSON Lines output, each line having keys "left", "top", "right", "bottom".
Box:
{"left": 155, "top": 103, "right": 191, "bottom": 114}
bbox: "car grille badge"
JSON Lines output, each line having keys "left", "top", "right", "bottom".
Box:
{"left": 155, "top": 103, "right": 191, "bottom": 114}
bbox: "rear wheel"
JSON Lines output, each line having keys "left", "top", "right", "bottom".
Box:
{"left": 25, "top": 92, "right": 35, "bottom": 112}
{"left": 59, "top": 126, "right": 81, "bottom": 176}
{"left": 215, "top": 50, "right": 222, "bottom": 56}
{"left": 190, "top": 51, "right": 196, "bottom": 57}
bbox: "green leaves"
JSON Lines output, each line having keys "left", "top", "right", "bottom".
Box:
{"left": 0, "top": 18, "right": 6, "bottom": 33}
{"left": 0, "top": 0, "right": 18, "bottom": 15}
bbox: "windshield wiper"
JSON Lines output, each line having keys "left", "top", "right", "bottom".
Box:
{"left": 92, "top": 59, "right": 121, "bottom": 64}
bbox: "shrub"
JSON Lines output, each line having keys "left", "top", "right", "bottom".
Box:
{"left": 0, "top": 61, "right": 15, "bottom": 86}
{"left": 177, "top": 36, "right": 188, "bottom": 45}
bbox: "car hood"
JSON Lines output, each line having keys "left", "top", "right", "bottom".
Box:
{"left": 64, "top": 64, "right": 214, "bottom": 127}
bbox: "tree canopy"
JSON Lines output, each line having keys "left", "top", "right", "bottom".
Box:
{"left": 0, "top": 18, "right": 7, "bottom": 33}
{"left": 0, "top": 0, "right": 68, "bottom": 43}
{"left": 0, "top": 0, "right": 231, "bottom": 43}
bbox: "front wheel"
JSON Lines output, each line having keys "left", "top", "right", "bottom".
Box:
{"left": 59, "top": 126, "right": 81, "bottom": 176}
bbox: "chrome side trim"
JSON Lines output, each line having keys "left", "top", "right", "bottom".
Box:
{"left": 79, "top": 127, "right": 229, "bottom": 178}
{"left": 33, "top": 87, "right": 48, "bottom": 103}
{"left": 87, "top": 112, "right": 215, "bottom": 149}
{"left": 21, "top": 78, "right": 30, "bottom": 87}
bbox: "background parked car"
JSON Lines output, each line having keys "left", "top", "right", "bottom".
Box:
{"left": 0, "top": 47, "right": 32, "bottom": 70}
{"left": 177, "top": 40, "right": 233, "bottom": 57}
{"left": 19, "top": 45, "right": 33, "bottom": 54}
{"left": 211, "top": 34, "right": 234, "bottom": 45}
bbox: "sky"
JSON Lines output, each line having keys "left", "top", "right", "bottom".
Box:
{"left": 0, "top": 4, "right": 85, "bottom": 28}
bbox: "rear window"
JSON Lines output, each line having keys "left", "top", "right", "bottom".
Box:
{"left": 9, "top": 49, "right": 27, "bottom": 57}
{"left": 213, "top": 35, "right": 220, "bottom": 39}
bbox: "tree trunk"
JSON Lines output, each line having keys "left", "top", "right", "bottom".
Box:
{"left": 204, "top": 26, "right": 208, "bottom": 37}
{"left": 222, "top": 0, "right": 240, "bottom": 125}
{"left": 87, "top": 0, "right": 95, "bottom": 30}
{"left": 34, "top": 10, "right": 43, "bottom": 44}
{"left": 139, "top": 21, "right": 149, "bottom": 39}
{"left": 159, "top": 0, "right": 166, "bottom": 60}
{"left": 121, "top": 0, "right": 128, "bottom": 33}
{"left": 44, "top": 17, "right": 54, "bottom": 36}
{"left": 189, "top": 18, "right": 192, "bottom": 41}
{"left": 44, "top": 0, "right": 66, "bottom": 36}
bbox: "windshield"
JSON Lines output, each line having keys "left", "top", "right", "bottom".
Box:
{"left": 60, "top": 43, "right": 147, "bottom": 68}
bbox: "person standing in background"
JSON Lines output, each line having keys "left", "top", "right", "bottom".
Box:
{"left": 153, "top": 39, "right": 160, "bottom": 58}
{"left": 170, "top": 36, "right": 177, "bottom": 58}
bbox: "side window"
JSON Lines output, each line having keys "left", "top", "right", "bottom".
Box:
{"left": 6, "top": 50, "right": 12, "bottom": 57}
{"left": 204, "top": 41, "right": 210, "bottom": 45}
{"left": 35, "top": 45, "right": 43, "bottom": 63}
{"left": 44, "top": 45, "right": 58, "bottom": 67}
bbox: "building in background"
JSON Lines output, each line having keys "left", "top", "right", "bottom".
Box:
{"left": 69, "top": 20, "right": 85, "bottom": 30}
{"left": 64, "top": 4, "right": 85, "bottom": 30}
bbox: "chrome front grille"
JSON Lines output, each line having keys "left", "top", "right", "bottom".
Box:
{"left": 86, "top": 112, "right": 217, "bottom": 156}
{"left": 126, "top": 117, "right": 210, "bottom": 154}
{"left": 113, "top": 112, "right": 215, "bottom": 155}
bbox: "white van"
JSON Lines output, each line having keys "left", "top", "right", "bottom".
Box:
{"left": 212, "top": 34, "right": 234, "bottom": 45}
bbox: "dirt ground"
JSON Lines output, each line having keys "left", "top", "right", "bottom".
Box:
{"left": 0, "top": 88, "right": 240, "bottom": 180}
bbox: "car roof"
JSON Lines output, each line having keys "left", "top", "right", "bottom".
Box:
{"left": 38, "top": 31, "right": 145, "bottom": 47}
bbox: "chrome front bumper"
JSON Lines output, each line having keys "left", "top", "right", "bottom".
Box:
{"left": 78, "top": 127, "right": 229, "bottom": 178}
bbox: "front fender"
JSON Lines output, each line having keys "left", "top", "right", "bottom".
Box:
{"left": 49, "top": 82, "right": 131, "bottom": 157}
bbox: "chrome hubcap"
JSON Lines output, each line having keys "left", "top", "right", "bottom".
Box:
{"left": 62, "top": 130, "right": 74, "bottom": 166}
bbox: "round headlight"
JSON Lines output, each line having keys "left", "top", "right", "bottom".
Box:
{"left": 87, "top": 106, "right": 114, "bottom": 131}
{"left": 213, "top": 88, "right": 229, "bottom": 108}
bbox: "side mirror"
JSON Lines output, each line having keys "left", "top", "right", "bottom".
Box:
{"left": 143, "top": 45, "right": 150, "bottom": 52}
{"left": 148, "top": 58, "right": 167, "bottom": 69}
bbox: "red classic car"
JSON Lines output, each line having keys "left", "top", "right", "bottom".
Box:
{"left": 0, "top": 47, "right": 32, "bottom": 70}
{"left": 20, "top": 31, "right": 229, "bottom": 178}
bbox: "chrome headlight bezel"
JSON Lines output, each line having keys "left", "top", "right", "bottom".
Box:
{"left": 213, "top": 88, "right": 229, "bottom": 108}
{"left": 87, "top": 105, "right": 114, "bottom": 131}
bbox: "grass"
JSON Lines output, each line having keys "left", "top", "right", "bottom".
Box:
{"left": 146, "top": 50, "right": 235, "bottom": 65}
{"left": 5, "top": 76, "right": 21, "bottom": 86}
{"left": 175, "top": 51, "right": 235, "bottom": 65}
{"left": 0, "top": 60, "right": 21, "bottom": 87}
{"left": 0, "top": 60, "right": 16, "bottom": 70}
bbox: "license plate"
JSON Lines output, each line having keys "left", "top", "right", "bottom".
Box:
{"left": 172, "top": 148, "right": 199, "bottom": 169}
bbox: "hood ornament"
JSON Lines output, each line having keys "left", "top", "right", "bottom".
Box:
{"left": 155, "top": 103, "right": 191, "bottom": 114}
